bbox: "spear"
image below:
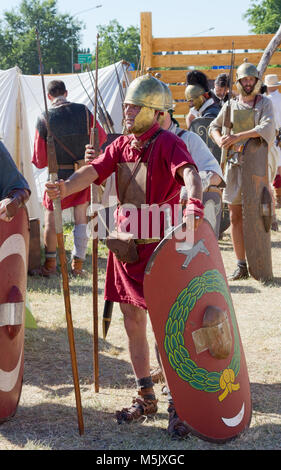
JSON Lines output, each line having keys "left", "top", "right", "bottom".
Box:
{"left": 89, "top": 34, "right": 100, "bottom": 393}
{"left": 35, "top": 28, "right": 84, "bottom": 435}
{"left": 220, "top": 42, "right": 235, "bottom": 175}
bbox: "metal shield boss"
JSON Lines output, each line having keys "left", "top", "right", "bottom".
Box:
{"left": 0, "top": 207, "right": 29, "bottom": 422}
{"left": 144, "top": 220, "right": 252, "bottom": 442}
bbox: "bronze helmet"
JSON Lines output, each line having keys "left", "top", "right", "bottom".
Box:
{"left": 236, "top": 60, "right": 260, "bottom": 81}
{"left": 124, "top": 74, "right": 166, "bottom": 111}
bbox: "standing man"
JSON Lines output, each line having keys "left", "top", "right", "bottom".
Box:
{"left": 0, "top": 141, "right": 30, "bottom": 221}
{"left": 209, "top": 61, "right": 275, "bottom": 280}
{"left": 212, "top": 73, "right": 230, "bottom": 107}
{"left": 264, "top": 74, "right": 281, "bottom": 209}
{"left": 45, "top": 74, "right": 203, "bottom": 435}
{"left": 32, "top": 80, "right": 106, "bottom": 276}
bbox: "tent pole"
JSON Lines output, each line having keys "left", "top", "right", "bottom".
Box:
{"left": 15, "top": 67, "right": 22, "bottom": 171}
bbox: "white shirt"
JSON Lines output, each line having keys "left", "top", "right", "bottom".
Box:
{"left": 267, "top": 89, "right": 281, "bottom": 129}
{"left": 169, "top": 122, "right": 223, "bottom": 178}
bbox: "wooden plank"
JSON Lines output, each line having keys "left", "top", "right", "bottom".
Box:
{"left": 151, "top": 51, "right": 281, "bottom": 68}
{"left": 152, "top": 34, "right": 275, "bottom": 52}
{"left": 170, "top": 85, "right": 186, "bottom": 99}
{"left": 130, "top": 67, "right": 281, "bottom": 85}
{"left": 174, "top": 102, "right": 188, "bottom": 115}
{"left": 175, "top": 117, "right": 187, "bottom": 129}
{"left": 140, "top": 12, "right": 153, "bottom": 70}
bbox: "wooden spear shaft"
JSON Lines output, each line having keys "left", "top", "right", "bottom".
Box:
{"left": 220, "top": 43, "right": 235, "bottom": 175}
{"left": 35, "top": 28, "right": 84, "bottom": 435}
{"left": 90, "top": 34, "right": 100, "bottom": 393}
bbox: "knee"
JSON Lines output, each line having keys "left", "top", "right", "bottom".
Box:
{"left": 229, "top": 206, "right": 242, "bottom": 226}
{"left": 44, "top": 211, "right": 55, "bottom": 231}
{"left": 121, "top": 304, "right": 147, "bottom": 337}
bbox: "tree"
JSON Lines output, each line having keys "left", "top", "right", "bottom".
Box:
{"left": 243, "top": 0, "right": 281, "bottom": 34}
{"left": 0, "top": 0, "right": 83, "bottom": 74}
{"left": 94, "top": 19, "right": 140, "bottom": 69}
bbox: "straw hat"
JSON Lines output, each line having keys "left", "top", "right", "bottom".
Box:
{"left": 264, "top": 74, "right": 281, "bottom": 87}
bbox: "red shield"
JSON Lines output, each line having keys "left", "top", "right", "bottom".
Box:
{"left": 144, "top": 220, "right": 252, "bottom": 443}
{"left": 0, "top": 207, "right": 29, "bottom": 422}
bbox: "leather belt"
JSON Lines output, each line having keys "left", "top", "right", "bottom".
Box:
{"left": 58, "top": 164, "right": 74, "bottom": 169}
{"left": 135, "top": 238, "right": 160, "bottom": 245}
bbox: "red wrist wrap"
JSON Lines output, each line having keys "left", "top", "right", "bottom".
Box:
{"left": 183, "top": 198, "right": 204, "bottom": 219}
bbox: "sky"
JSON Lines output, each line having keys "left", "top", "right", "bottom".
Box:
{"left": 0, "top": 0, "right": 255, "bottom": 51}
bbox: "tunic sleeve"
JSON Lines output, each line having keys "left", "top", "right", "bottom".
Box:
{"left": 90, "top": 137, "right": 122, "bottom": 185}
{"left": 32, "top": 116, "right": 48, "bottom": 169}
{"left": 0, "top": 142, "right": 30, "bottom": 199}
{"left": 168, "top": 136, "right": 198, "bottom": 185}
{"left": 254, "top": 97, "right": 276, "bottom": 146}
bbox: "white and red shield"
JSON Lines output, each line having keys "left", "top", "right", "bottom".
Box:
{"left": 0, "top": 207, "right": 29, "bottom": 422}
{"left": 144, "top": 220, "right": 252, "bottom": 443}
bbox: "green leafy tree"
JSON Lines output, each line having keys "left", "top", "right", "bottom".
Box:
{"left": 94, "top": 19, "right": 140, "bottom": 69}
{"left": 243, "top": 0, "right": 281, "bottom": 33}
{"left": 0, "top": 0, "right": 83, "bottom": 74}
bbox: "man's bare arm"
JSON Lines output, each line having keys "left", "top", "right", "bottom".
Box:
{"left": 45, "top": 165, "right": 98, "bottom": 200}
{"left": 177, "top": 164, "right": 203, "bottom": 201}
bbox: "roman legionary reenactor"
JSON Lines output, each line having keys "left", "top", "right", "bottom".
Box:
{"left": 0, "top": 141, "right": 30, "bottom": 422}
{"left": 209, "top": 60, "right": 275, "bottom": 281}
{"left": 32, "top": 80, "right": 107, "bottom": 276}
{"left": 45, "top": 73, "right": 204, "bottom": 436}
{"left": 185, "top": 70, "right": 221, "bottom": 130}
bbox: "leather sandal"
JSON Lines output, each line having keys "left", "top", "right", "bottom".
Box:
{"left": 116, "top": 391, "right": 158, "bottom": 424}
{"left": 167, "top": 404, "right": 190, "bottom": 439}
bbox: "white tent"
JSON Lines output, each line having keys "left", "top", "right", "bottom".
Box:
{"left": 0, "top": 61, "right": 131, "bottom": 222}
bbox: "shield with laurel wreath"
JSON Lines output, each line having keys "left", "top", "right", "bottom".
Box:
{"left": 144, "top": 220, "right": 252, "bottom": 443}
{"left": 0, "top": 207, "right": 29, "bottom": 423}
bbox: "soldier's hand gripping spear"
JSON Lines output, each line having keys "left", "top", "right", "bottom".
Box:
{"left": 35, "top": 28, "right": 84, "bottom": 435}
{"left": 220, "top": 43, "right": 235, "bottom": 175}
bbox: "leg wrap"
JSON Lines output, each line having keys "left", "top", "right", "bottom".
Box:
{"left": 71, "top": 224, "right": 89, "bottom": 260}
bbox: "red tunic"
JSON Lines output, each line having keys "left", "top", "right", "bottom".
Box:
{"left": 91, "top": 122, "right": 197, "bottom": 309}
{"left": 32, "top": 113, "right": 107, "bottom": 210}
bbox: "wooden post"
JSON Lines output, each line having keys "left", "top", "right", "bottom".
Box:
{"left": 140, "top": 12, "right": 153, "bottom": 72}
{"left": 257, "top": 25, "right": 281, "bottom": 78}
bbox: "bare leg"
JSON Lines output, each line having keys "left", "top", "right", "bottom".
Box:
{"left": 116, "top": 302, "right": 157, "bottom": 423}
{"left": 120, "top": 302, "right": 150, "bottom": 379}
{"left": 228, "top": 204, "right": 245, "bottom": 260}
{"left": 44, "top": 209, "right": 56, "bottom": 252}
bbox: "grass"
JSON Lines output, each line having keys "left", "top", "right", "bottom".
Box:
{"left": 0, "top": 211, "right": 280, "bottom": 450}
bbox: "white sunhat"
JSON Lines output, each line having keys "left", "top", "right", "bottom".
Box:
{"left": 264, "top": 74, "right": 281, "bottom": 86}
